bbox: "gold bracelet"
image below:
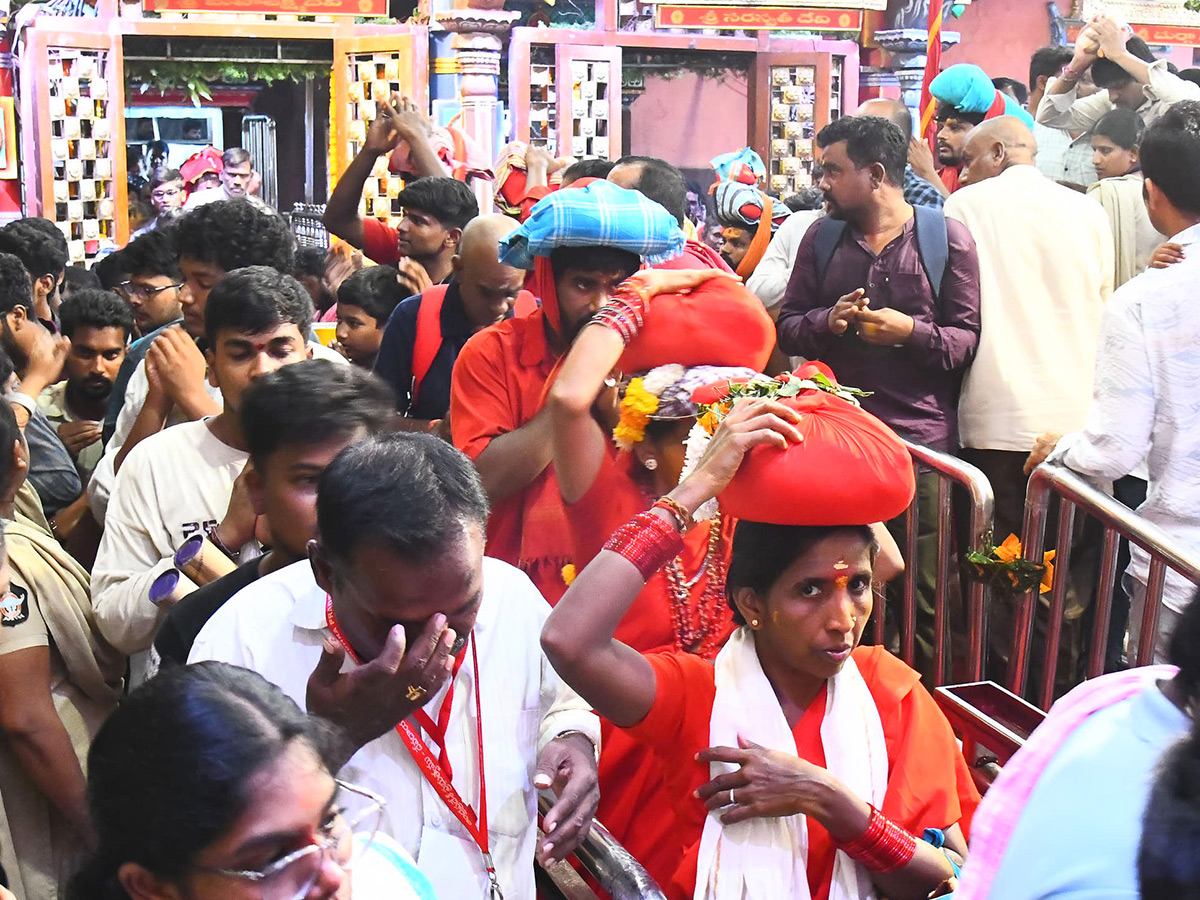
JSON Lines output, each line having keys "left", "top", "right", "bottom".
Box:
{"left": 653, "top": 495, "right": 696, "bottom": 533}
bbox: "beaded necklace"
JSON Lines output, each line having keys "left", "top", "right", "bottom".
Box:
{"left": 664, "top": 511, "right": 729, "bottom": 658}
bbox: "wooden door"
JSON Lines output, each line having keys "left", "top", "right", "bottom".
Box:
{"left": 748, "top": 51, "right": 836, "bottom": 199}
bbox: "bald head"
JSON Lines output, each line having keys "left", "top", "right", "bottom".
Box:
{"left": 856, "top": 99, "right": 913, "bottom": 139}
{"left": 959, "top": 116, "right": 1039, "bottom": 186}
{"left": 458, "top": 213, "right": 519, "bottom": 263}
{"left": 452, "top": 214, "right": 528, "bottom": 329}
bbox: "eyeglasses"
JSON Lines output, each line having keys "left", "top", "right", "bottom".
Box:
{"left": 127, "top": 281, "right": 183, "bottom": 300}
{"left": 196, "top": 780, "right": 386, "bottom": 900}
{"left": 151, "top": 188, "right": 182, "bottom": 200}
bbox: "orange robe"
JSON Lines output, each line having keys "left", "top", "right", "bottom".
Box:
{"left": 624, "top": 645, "right": 981, "bottom": 900}
{"left": 568, "top": 451, "right": 737, "bottom": 891}
{"left": 450, "top": 309, "right": 573, "bottom": 604}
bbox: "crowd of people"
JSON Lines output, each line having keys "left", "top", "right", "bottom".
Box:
{"left": 2, "top": 12, "right": 1200, "bottom": 900}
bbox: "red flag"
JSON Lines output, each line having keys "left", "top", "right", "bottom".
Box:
{"left": 919, "top": 0, "right": 945, "bottom": 149}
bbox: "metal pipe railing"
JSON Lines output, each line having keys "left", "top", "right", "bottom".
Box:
{"left": 537, "top": 796, "right": 667, "bottom": 900}
{"left": 1010, "top": 462, "right": 1200, "bottom": 704}
{"left": 897, "top": 441, "right": 996, "bottom": 685}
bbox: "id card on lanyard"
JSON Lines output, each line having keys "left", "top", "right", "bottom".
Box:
{"left": 324, "top": 595, "right": 504, "bottom": 900}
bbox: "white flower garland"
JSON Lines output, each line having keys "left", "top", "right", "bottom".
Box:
{"left": 679, "top": 421, "right": 719, "bottom": 522}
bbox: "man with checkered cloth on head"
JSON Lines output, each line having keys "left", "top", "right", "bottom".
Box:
{"left": 451, "top": 178, "right": 689, "bottom": 604}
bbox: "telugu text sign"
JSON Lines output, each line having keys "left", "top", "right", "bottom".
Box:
{"left": 656, "top": 5, "right": 863, "bottom": 30}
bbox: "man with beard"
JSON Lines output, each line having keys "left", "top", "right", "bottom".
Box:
{"left": 451, "top": 179, "right": 684, "bottom": 603}
{"left": 38, "top": 290, "right": 132, "bottom": 484}
{"left": 776, "top": 114, "right": 981, "bottom": 674}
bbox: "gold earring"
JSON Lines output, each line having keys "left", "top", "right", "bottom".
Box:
{"left": 750, "top": 618, "right": 760, "bottom": 628}
{"left": 644, "top": 458, "right": 658, "bottom": 471}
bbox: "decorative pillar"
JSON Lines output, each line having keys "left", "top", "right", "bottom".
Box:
{"left": 873, "top": 28, "right": 959, "bottom": 124}
{"left": 434, "top": 6, "right": 518, "bottom": 214}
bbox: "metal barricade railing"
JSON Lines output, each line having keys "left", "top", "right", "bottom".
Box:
{"left": 290, "top": 202, "right": 330, "bottom": 250}
{"left": 537, "top": 795, "right": 667, "bottom": 900}
{"left": 241, "top": 115, "right": 279, "bottom": 211}
{"left": 885, "top": 441, "right": 995, "bottom": 686}
{"left": 1011, "top": 462, "right": 1200, "bottom": 710}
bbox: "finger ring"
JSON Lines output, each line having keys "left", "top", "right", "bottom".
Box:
{"left": 406, "top": 684, "right": 427, "bottom": 702}
{"left": 729, "top": 789, "right": 736, "bottom": 806}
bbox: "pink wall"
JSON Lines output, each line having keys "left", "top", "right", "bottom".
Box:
{"left": 940, "top": 0, "right": 1193, "bottom": 87}
{"left": 628, "top": 71, "right": 749, "bottom": 169}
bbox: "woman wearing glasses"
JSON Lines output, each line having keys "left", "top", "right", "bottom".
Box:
{"left": 70, "top": 662, "right": 436, "bottom": 900}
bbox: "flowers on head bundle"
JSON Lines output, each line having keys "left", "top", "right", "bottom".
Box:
{"left": 612, "top": 364, "right": 757, "bottom": 451}
{"left": 680, "top": 365, "right": 873, "bottom": 521}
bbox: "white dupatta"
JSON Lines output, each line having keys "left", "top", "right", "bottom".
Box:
{"left": 693, "top": 627, "right": 888, "bottom": 900}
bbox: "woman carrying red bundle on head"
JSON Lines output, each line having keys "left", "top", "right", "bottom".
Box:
{"left": 542, "top": 368, "right": 979, "bottom": 900}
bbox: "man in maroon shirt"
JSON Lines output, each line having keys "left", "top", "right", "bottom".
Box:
{"left": 776, "top": 114, "right": 981, "bottom": 675}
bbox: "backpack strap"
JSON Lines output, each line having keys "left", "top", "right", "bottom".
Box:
{"left": 912, "top": 204, "right": 950, "bottom": 299}
{"left": 814, "top": 216, "right": 849, "bottom": 286}
{"left": 410, "top": 285, "right": 450, "bottom": 407}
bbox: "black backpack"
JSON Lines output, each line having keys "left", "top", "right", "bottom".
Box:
{"left": 812, "top": 204, "right": 950, "bottom": 299}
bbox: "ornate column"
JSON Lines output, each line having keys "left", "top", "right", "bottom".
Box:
{"left": 873, "top": 27, "right": 959, "bottom": 114}
{"left": 434, "top": 5, "right": 518, "bottom": 213}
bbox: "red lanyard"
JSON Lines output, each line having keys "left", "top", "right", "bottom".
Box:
{"left": 324, "top": 596, "right": 503, "bottom": 900}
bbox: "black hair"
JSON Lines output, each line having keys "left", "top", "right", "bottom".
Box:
{"left": 120, "top": 227, "right": 182, "bottom": 281}
{"left": 203, "top": 265, "right": 315, "bottom": 346}
{"left": 0, "top": 343, "right": 14, "bottom": 389}
{"left": 173, "top": 200, "right": 296, "bottom": 275}
{"left": 992, "top": 76, "right": 1029, "bottom": 107}
{"left": 149, "top": 167, "right": 183, "bottom": 191}
{"left": 63, "top": 265, "right": 102, "bottom": 294}
{"left": 935, "top": 102, "right": 987, "bottom": 127}
{"left": 0, "top": 219, "right": 69, "bottom": 281}
{"left": 0, "top": 392, "right": 19, "bottom": 488}
{"left": 222, "top": 147, "right": 252, "bottom": 169}
{"left": 1093, "top": 36, "right": 1155, "bottom": 88}
{"left": 294, "top": 246, "right": 328, "bottom": 280}
{"left": 725, "top": 522, "right": 876, "bottom": 624}
{"left": 317, "top": 431, "right": 488, "bottom": 564}
{"left": 784, "top": 186, "right": 825, "bottom": 212}
{"left": 240, "top": 358, "right": 396, "bottom": 468}
{"left": 69, "top": 662, "right": 343, "bottom": 900}
{"left": 91, "top": 252, "right": 126, "bottom": 291}
{"left": 1140, "top": 100, "right": 1200, "bottom": 216}
{"left": 561, "top": 157, "right": 616, "bottom": 185}
{"left": 549, "top": 245, "right": 641, "bottom": 283}
{"left": 1093, "top": 107, "right": 1145, "bottom": 150}
{"left": 1029, "top": 45, "right": 1074, "bottom": 89}
{"left": 0, "top": 252, "right": 32, "bottom": 316}
{"left": 817, "top": 115, "right": 908, "bottom": 187}
{"left": 1137, "top": 586, "right": 1200, "bottom": 900}
{"left": 337, "top": 265, "right": 405, "bottom": 324}
{"left": 612, "top": 156, "right": 688, "bottom": 226}
{"left": 396, "top": 177, "right": 479, "bottom": 231}
{"left": 58, "top": 289, "right": 134, "bottom": 341}
{"left": 1180, "top": 68, "right": 1200, "bottom": 87}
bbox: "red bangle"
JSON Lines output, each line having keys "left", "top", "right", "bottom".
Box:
{"left": 835, "top": 806, "right": 917, "bottom": 873}
{"left": 603, "top": 511, "right": 684, "bottom": 581}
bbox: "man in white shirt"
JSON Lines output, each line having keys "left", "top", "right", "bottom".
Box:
{"left": 744, "top": 209, "right": 821, "bottom": 315}
{"left": 1026, "top": 102, "right": 1200, "bottom": 662}
{"left": 184, "top": 147, "right": 270, "bottom": 210}
{"left": 89, "top": 199, "right": 319, "bottom": 521}
{"left": 945, "top": 116, "right": 1113, "bottom": 540}
{"left": 1028, "top": 44, "right": 1099, "bottom": 189}
{"left": 1037, "top": 15, "right": 1200, "bottom": 134}
{"left": 190, "top": 432, "right": 601, "bottom": 900}
{"left": 91, "top": 267, "right": 314, "bottom": 669}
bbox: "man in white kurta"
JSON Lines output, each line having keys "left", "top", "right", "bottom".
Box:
{"left": 190, "top": 557, "right": 600, "bottom": 900}
{"left": 943, "top": 117, "right": 1113, "bottom": 539}
{"left": 189, "top": 431, "right": 601, "bottom": 900}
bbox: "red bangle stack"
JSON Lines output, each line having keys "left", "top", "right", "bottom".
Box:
{"left": 591, "top": 277, "right": 654, "bottom": 345}
{"left": 603, "top": 510, "right": 684, "bottom": 581}
{"left": 835, "top": 805, "right": 917, "bottom": 873}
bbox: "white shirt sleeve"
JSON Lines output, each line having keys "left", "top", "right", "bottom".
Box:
{"left": 1036, "top": 78, "right": 1113, "bottom": 131}
{"left": 88, "top": 361, "right": 151, "bottom": 522}
{"left": 1050, "top": 292, "right": 1154, "bottom": 480}
{"left": 745, "top": 211, "right": 820, "bottom": 315}
{"left": 1145, "top": 59, "right": 1200, "bottom": 105}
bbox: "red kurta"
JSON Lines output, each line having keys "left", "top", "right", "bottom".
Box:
{"left": 450, "top": 309, "right": 573, "bottom": 604}
{"left": 624, "top": 645, "right": 981, "bottom": 900}
{"left": 568, "top": 451, "right": 737, "bottom": 890}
